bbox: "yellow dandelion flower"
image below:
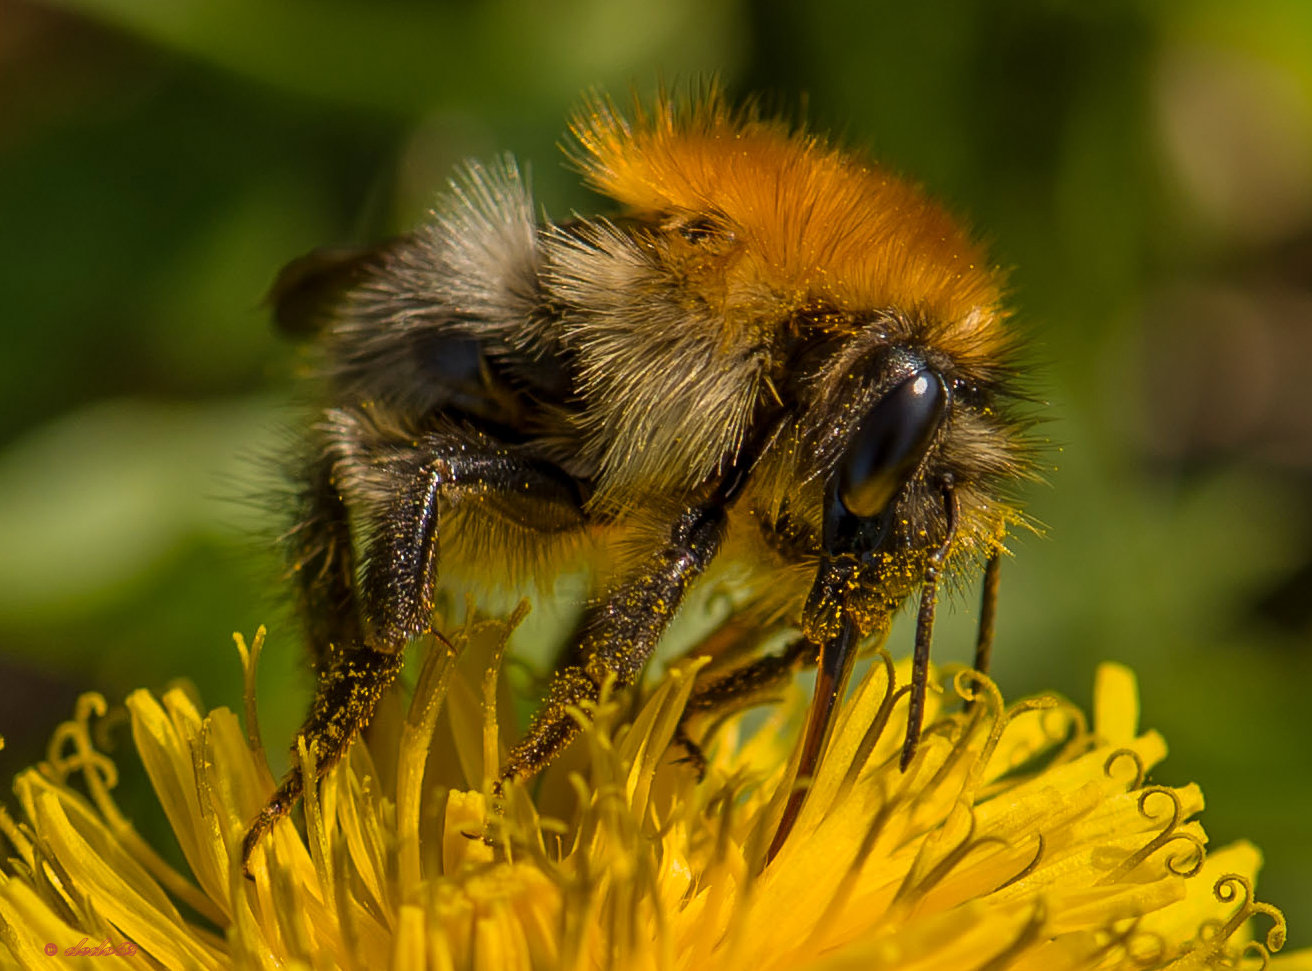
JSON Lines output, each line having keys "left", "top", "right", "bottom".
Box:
{"left": 0, "top": 611, "right": 1304, "bottom": 970}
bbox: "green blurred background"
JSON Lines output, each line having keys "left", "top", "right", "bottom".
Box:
{"left": 1, "top": 0, "right": 1309, "bottom": 942}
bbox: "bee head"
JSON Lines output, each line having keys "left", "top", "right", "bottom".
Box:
{"left": 782, "top": 309, "right": 1030, "bottom": 598}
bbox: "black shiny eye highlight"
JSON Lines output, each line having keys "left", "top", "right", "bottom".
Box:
{"left": 837, "top": 369, "right": 948, "bottom": 519}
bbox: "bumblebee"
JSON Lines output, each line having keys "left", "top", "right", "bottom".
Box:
{"left": 243, "top": 89, "right": 1032, "bottom": 871}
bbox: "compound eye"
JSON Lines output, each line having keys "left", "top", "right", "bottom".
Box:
{"left": 837, "top": 369, "right": 948, "bottom": 519}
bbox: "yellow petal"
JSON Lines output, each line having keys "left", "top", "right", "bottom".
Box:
{"left": 1094, "top": 663, "right": 1140, "bottom": 745}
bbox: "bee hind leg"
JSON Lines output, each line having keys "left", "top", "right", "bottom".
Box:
{"left": 283, "top": 450, "right": 363, "bottom": 668}
{"left": 241, "top": 641, "right": 405, "bottom": 874}
{"left": 242, "top": 412, "right": 586, "bottom": 877}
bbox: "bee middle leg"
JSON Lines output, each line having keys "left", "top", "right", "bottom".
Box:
{"left": 243, "top": 410, "right": 585, "bottom": 873}
{"left": 497, "top": 501, "right": 731, "bottom": 789}
{"left": 494, "top": 414, "right": 779, "bottom": 793}
{"left": 673, "top": 636, "right": 818, "bottom": 777}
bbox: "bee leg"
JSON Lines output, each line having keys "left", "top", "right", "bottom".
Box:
{"left": 497, "top": 500, "right": 730, "bottom": 790}
{"left": 284, "top": 449, "right": 363, "bottom": 668}
{"left": 241, "top": 641, "right": 406, "bottom": 875}
{"left": 681, "top": 613, "right": 782, "bottom": 673}
{"left": 494, "top": 409, "right": 780, "bottom": 792}
{"left": 899, "top": 478, "right": 960, "bottom": 771}
{"left": 670, "top": 724, "right": 708, "bottom": 780}
{"left": 674, "top": 636, "right": 818, "bottom": 777}
{"left": 963, "top": 550, "right": 1001, "bottom": 713}
{"left": 973, "top": 550, "right": 1001, "bottom": 675}
{"left": 242, "top": 449, "right": 375, "bottom": 873}
{"left": 244, "top": 413, "right": 586, "bottom": 876}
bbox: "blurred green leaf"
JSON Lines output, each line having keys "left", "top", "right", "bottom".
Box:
{"left": 0, "top": 396, "right": 282, "bottom": 619}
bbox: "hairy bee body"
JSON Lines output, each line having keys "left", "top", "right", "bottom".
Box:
{"left": 245, "top": 91, "right": 1032, "bottom": 871}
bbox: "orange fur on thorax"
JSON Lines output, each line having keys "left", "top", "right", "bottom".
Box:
{"left": 571, "top": 92, "right": 1009, "bottom": 366}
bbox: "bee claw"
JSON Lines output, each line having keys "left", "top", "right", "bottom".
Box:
{"left": 241, "top": 778, "right": 301, "bottom": 881}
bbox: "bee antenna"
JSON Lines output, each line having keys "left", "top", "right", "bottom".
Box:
{"left": 900, "top": 476, "right": 959, "bottom": 771}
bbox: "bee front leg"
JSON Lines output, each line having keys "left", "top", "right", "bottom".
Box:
{"left": 242, "top": 411, "right": 584, "bottom": 876}
{"left": 962, "top": 549, "right": 1001, "bottom": 716}
{"left": 972, "top": 549, "right": 1002, "bottom": 677}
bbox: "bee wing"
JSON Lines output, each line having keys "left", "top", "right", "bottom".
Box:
{"left": 267, "top": 239, "right": 411, "bottom": 337}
